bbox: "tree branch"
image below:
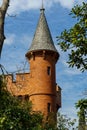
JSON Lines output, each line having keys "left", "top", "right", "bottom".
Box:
{"left": 0, "top": 0, "right": 10, "bottom": 57}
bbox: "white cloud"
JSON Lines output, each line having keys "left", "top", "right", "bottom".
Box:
{"left": 54, "top": 0, "right": 74, "bottom": 9}
{"left": 8, "top": 0, "right": 73, "bottom": 14}
{"left": 8, "top": 0, "right": 42, "bottom": 14}
{"left": 4, "top": 34, "right": 15, "bottom": 45}
{"left": 0, "top": 0, "right": 86, "bottom": 15}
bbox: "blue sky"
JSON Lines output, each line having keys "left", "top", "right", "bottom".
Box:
{"left": 0, "top": 0, "right": 87, "bottom": 123}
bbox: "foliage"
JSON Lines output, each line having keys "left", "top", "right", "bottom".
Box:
{"left": 0, "top": 75, "right": 59, "bottom": 130}
{"left": 0, "top": 75, "right": 43, "bottom": 130}
{"left": 43, "top": 112, "right": 58, "bottom": 130}
{"left": 57, "top": 112, "right": 77, "bottom": 130}
{"left": 57, "top": 2, "right": 87, "bottom": 72}
{"left": 75, "top": 99, "right": 87, "bottom": 130}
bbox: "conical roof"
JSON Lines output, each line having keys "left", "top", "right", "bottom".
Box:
{"left": 27, "top": 8, "right": 58, "bottom": 53}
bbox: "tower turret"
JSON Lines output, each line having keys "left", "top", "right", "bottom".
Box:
{"left": 26, "top": 8, "right": 60, "bottom": 118}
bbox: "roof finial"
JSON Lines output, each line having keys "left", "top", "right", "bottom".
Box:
{"left": 42, "top": 0, "right": 44, "bottom": 9}
{"left": 40, "top": 0, "right": 45, "bottom": 12}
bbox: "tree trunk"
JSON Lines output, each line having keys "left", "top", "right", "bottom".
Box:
{"left": 78, "top": 108, "right": 86, "bottom": 130}
{"left": 0, "top": 0, "right": 9, "bottom": 56}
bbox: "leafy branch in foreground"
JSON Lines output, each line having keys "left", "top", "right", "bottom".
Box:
{"left": 57, "top": 2, "right": 87, "bottom": 72}
{"left": 0, "top": 75, "right": 43, "bottom": 130}
{"left": 75, "top": 99, "right": 87, "bottom": 130}
{"left": 0, "top": 75, "right": 59, "bottom": 130}
{"left": 57, "top": 112, "right": 77, "bottom": 130}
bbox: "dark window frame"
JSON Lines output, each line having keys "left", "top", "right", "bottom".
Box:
{"left": 25, "top": 95, "right": 29, "bottom": 101}
{"left": 47, "top": 103, "right": 51, "bottom": 113}
{"left": 47, "top": 66, "right": 51, "bottom": 75}
{"left": 18, "top": 95, "right": 23, "bottom": 101}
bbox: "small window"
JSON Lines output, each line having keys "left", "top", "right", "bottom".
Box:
{"left": 25, "top": 95, "right": 29, "bottom": 101}
{"left": 47, "top": 66, "right": 51, "bottom": 75}
{"left": 47, "top": 103, "right": 51, "bottom": 113}
{"left": 18, "top": 95, "right": 23, "bottom": 101}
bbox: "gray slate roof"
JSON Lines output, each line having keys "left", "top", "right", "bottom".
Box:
{"left": 28, "top": 8, "right": 58, "bottom": 53}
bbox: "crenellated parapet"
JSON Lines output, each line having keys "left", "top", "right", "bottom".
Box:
{"left": 6, "top": 73, "right": 30, "bottom": 96}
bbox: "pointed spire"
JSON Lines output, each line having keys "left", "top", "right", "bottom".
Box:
{"left": 27, "top": 7, "right": 58, "bottom": 54}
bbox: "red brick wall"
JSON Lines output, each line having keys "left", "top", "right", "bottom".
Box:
{"left": 26, "top": 51, "right": 59, "bottom": 115}
{"left": 6, "top": 51, "right": 61, "bottom": 117}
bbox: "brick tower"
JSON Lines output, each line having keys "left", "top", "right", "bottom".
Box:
{"left": 6, "top": 7, "right": 61, "bottom": 119}
{"left": 25, "top": 8, "right": 60, "bottom": 117}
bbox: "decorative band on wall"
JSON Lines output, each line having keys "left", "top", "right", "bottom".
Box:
{"left": 29, "top": 93, "right": 56, "bottom": 97}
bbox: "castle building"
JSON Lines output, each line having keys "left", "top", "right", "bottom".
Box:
{"left": 6, "top": 7, "right": 61, "bottom": 118}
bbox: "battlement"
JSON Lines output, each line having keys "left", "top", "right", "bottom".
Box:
{"left": 6, "top": 72, "right": 30, "bottom": 96}
{"left": 6, "top": 72, "right": 30, "bottom": 83}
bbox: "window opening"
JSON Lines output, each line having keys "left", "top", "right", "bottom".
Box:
{"left": 25, "top": 95, "right": 29, "bottom": 101}
{"left": 47, "top": 103, "right": 51, "bottom": 113}
{"left": 18, "top": 95, "right": 23, "bottom": 101}
{"left": 47, "top": 66, "right": 51, "bottom": 75}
